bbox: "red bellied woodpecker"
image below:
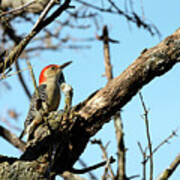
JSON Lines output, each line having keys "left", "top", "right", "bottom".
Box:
{"left": 19, "top": 61, "right": 72, "bottom": 140}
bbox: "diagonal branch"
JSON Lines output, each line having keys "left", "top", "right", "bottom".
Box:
{"left": 0, "top": 0, "right": 71, "bottom": 74}
{"left": 157, "top": 153, "right": 180, "bottom": 180}
{"left": 78, "top": 159, "right": 97, "bottom": 180}
{"left": 145, "top": 128, "right": 178, "bottom": 163}
{"left": 31, "top": 0, "right": 59, "bottom": 31}
{"left": 15, "top": 60, "right": 32, "bottom": 100}
{"left": 0, "top": 125, "right": 26, "bottom": 152}
{"left": 77, "top": 28, "right": 180, "bottom": 123}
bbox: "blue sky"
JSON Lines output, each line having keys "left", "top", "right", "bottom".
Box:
{"left": 0, "top": 0, "right": 180, "bottom": 179}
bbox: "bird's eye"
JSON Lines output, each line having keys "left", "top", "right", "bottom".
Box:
{"left": 51, "top": 66, "right": 56, "bottom": 70}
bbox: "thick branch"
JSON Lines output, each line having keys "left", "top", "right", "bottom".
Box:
{"left": 77, "top": 28, "right": 180, "bottom": 134}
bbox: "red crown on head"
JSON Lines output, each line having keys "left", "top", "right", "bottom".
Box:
{"left": 39, "top": 64, "right": 59, "bottom": 85}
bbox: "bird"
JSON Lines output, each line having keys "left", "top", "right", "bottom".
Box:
{"left": 19, "top": 61, "right": 72, "bottom": 141}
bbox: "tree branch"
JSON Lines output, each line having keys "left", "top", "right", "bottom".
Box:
{"left": 0, "top": 0, "right": 53, "bottom": 14}
{"left": 145, "top": 128, "right": 178, "bottom": 163}
{"left": 100, "top": 25, "right": 126, "bottom": 180}
{"left": 137, "top": 142, "right": 147, "bottom": 180}
{"left": 0, "top": 125, "right": 26, "bottom": 151}
{"left": 78, "top": 158, "right": 97, "bottom": 180}
{"left": 157, "top": 153, "right": 180, "bottom": 180}
{"left": 15, "top": 60, "right": 32, "bottom": 100}
{"left": 0, "top": 27, "right": 180, "bottom": 179}
{"left": 91, "top": 139, "right": 115, "bottom": 179}
{"left": 0, "top": 0, "right": 36, "bottom": 17}
{"left": 61, "top": 171, "right": 86, "bottom": 180}
{"left": 77, "top": 28, "right": 180, "bottom": 123}
{"left": 0, "top": 0, "right": 71, "bottom": 74}
{"left": 139, "top": 92, "right": 153, "bottom": 180}
{"left": 71, "top": 157, "right": 115, "bottom": 174}
{"left": 1, "top": 19, "right": 32, "bottom": 100}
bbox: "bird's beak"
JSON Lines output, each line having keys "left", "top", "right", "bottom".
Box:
{"left": 59, "top": 61, "right": 72, "bottom": 69}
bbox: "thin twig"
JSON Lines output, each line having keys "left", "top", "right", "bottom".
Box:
{"left": 71, "top": 157, "right": 115, "bottom": 174}
{"left": 0, "top": 66, "right": 29, "bottom": 80}
{"left": 137, "top": 142, "right": 147, "bottom": 180}
{"left": 139, "top": 92, "right": 153, "bottom": 180}
{"left": 15, "top": 61, "right": 32, "bottom": 100}
{"left": 75, "top": 0, "right": 160, "bottom": 36}
{"left": 145, "top": 128, "right": 179, "bottom": 163}
{"left": 102, "top": 158, "right": 111, "bottom": 180}
{"left": 91, "top": 139, "right": 115, "bottom": 179}
{"left": 128, "top": 174, "right": 140, "bottom": 179}
{"left": 78, "top": 158, "right": 98, "bottom": 179}
{"left": 153, "top": 128, "right": 178, "bottom": 155}
{"left": 114, "top": 113, "right": 126, "bottom": 180}
{"left": 26, "top": 60, "right": 39, "bottom": 98}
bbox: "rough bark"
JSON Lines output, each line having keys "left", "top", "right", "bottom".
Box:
{"left": 0, "top": 28, "right": 180, "bottom": 179}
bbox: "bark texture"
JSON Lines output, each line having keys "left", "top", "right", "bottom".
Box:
{"left": 0, "top": 28, "right": 180, "bottom": 179}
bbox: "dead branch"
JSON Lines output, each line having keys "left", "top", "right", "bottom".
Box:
{"left": 139, "top": 92, "right": 153, "bottom": 180}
